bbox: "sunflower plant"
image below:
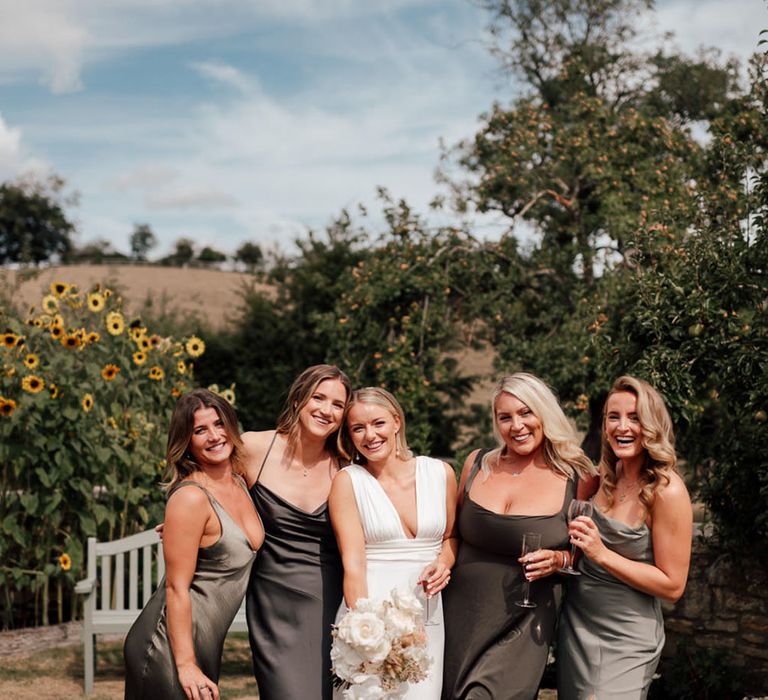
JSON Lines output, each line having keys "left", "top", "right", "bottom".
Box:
{"left": 0, "top": 281, "right": 216, "bottom": 628}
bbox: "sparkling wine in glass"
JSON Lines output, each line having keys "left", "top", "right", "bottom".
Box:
{"left": 421, "top": 580, "right": 438, "bottom": 626}
{"left": 561, "top": 499, "right": 594, "bottom": 576}
{"left": 515, "top": 532, "right": 542, "bottom": 609}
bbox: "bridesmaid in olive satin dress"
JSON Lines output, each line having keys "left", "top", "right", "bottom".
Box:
{"left": 124, "top": 389, "right": 264, "bottom": 700}
{"left": 241, "top": 365, "right": 351, "bottom": 700}
{"left": 558, "top": 376, "right": 692, "bottom": 700}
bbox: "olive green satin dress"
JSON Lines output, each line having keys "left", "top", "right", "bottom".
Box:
{"left": 557, "top": 508, "right": 664, "bottom": 700}
{"left": 124, "top": 480, "right": 259, "bottom": 699}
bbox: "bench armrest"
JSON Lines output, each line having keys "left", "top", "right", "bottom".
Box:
{"left": 75, "top": 578, "right": 96, "bottom": 595}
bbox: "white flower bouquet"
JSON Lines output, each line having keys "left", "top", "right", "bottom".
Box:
{"left": 331, "top": 588, "right": 433, "bottom": 699}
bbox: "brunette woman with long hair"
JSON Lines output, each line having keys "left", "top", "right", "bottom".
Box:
{"left": 242, "top": 365, "right": 352, "bottom": 700}
{"left": 125, "top": 389, "right": 264, "bottom": 700}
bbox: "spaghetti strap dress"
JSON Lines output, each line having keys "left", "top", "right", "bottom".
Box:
{"left": 124, "top": 479, "right": 260, "bottom": 699}
{"left": 441, "top": 449, "right": 576, "bottom": 700}
{"left": 334, "top": 456, "right": 447, "bottom": 699}
{"left": 246, "top": 433, "right": 344, "bottom": 700}
{"left": 556, "top": 508, "right": 664, "bottom": 700}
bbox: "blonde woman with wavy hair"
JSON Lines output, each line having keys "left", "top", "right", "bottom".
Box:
{"left": 442, "top": 372, "right": 595, "bottom": 700}
{"left": 557, "top": 376, "right": 693, "bottom": 700}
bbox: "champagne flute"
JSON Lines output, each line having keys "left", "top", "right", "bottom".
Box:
{"left": 561, "top": 499, "right": 594, "bottom": 576}
{"left": 421, "top": 579, "right": 438, "bottom": 626}
{"left": 515, "top": 532, "right": 542, "bottom": 609}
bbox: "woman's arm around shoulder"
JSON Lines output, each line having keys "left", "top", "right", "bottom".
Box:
{"left": 328, "top": 470, "right": 368, "bottom": 609}
{"left": 163, "top": 485, "right": 221, "bottom": 700}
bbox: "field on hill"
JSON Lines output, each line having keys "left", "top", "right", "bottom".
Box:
{"left": 1, "top": 264, "right": 273, "bottom": 331}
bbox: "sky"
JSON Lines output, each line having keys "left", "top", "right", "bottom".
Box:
{"left": 0, "top": 0, "right": 765, "bottom": 258}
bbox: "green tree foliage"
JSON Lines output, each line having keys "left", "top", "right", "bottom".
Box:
{"left": 234, "top": 241, "right": 264, "bottom": 273}
{"left": 587, "top": 56, "right": 768, "bottom": 555}
{"left": 129, "top": 223, "right": 157, "bottom": 261}
{"left": 322, "top": 194, "right": 478, "bottom": 455}
{"left": 198, "top": 246, "right": 227, "bottom": 264}
{"left": 161, "top": 238, "right": 195, "bottom": 267}
{"left": 0, "top": 177, "right": 75, "bottom": 264}
{"left": 0, "top": 280, "right": 210, "bottom": 627}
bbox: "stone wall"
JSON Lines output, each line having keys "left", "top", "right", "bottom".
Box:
{"left": 662, "top": 530, "right": 768, "bottom": 693}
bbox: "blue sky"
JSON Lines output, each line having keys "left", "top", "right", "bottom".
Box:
{"left": 0, "top": 0, "right": 765, "bottom": 258}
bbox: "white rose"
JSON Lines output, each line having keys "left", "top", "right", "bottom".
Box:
{"left": 342, "top": 677, "right": 388, "bottom": 700}
{"left": 337, "top": 610, "right": 391, "bottom": 663}
{"left": 384, "top": 605, "right": 417, "bottom": 636}
{"left": 390, "top": 587, "right": 423, "bottom": 618}
{"left": 331, "top": 637, "right": 364, "bottom": 681}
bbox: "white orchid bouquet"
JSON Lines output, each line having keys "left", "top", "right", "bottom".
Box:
{"left": 331, "top": 588, "right": 433, "bottom": 699}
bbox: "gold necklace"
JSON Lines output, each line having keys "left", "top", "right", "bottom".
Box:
{"left": 617, "top": 478, "right": 639, "bottom": 502}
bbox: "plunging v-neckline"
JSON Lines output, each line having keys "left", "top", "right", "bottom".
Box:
{"left": 362, "top": 457, "right": 421, "bottom": 540}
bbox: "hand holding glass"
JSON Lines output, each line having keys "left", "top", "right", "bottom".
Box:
{"left": 515, "top": 532, "right": 542, "bottom": 609}
{"left": 561, "top": 499, "right": 594, "bottom": 576}
{"left": 421, "top": 580, "right": 438, "bottom": 626}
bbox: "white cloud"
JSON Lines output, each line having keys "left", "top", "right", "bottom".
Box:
{"left": 147, "top": 189, "right": 239, "bottom": 209}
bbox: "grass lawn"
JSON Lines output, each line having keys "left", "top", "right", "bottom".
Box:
{"left": 0, "top": 630, "right": 559, "bottom": 699}
{"left": 0, "top": 632, "right": 259, "bottom": 699}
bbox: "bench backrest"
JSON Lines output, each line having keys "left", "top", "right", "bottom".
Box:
{"left": 87, "top": 529, "right": 164, "bottom": 615}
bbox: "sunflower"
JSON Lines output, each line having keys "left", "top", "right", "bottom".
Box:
{"left": 132, "top": 351, "right": 147, "bottom": 366}
{"left": 41, "top": 294, "right": 59, "bottom": 314}
{"left": 2, "top": 364, "right": 15, "bottom": 378}
{"left": 170, "top": 386, "right": 182, "bottom": 398}
{"left": 101, "top": 364, "right": 120, "bottom": 381}
{"left": 0, "top": 398, "right": 16, "bottom": 417}
{"left": 185, "top": 336, "right": 206, "bottom": 357}
{"left": 50, "top": 282, "right": 70, "bottom": 298}
{"left": 23, "top": 353, "right": 39, "bottom": 369}
{"left": 129, "top": 326, "right": 146, "bottom": 343}
{"left": 87, "top": 292, "right": 106, "bottom": 312}
{"left": 220, "top": 388, "right": 236, "bottom": 406}
{"left": 32, "top": 318, "right": 44, "bottom": 328}
{"left": 82, "top": 393, "right": 94, "bottom": 412}
{"left": 103, "top": 288, "right": 112, "bottom": 298}
{"left": 61, "top": 334, "right": 81, "bottom": 349}
{"left": 58, "top": 553, "right": 72, "bottom": 571}
{"left": 148, "top": 366, "right": 165, "bottom": 381}
{"left": 50, "top": 325, "right": 64, "bottom": 340}
{"left": 1, "top": 332, "right": 19, "bottom": 349}
{"left": 105, "top": 311, "right": 125, "bottom": 336}
{"left": 87, "top": 331, "right": 101, "bottom": 344}
{"left": 49, "top": 383, "right": 60, "bottom": 399}
{"left": 50, "top": 314, "right": 64, "bottom": 328}
{"left": 139, "top": 337, "right": 151, "bottom": 351}
{"left": 21, "top": 374, "right": 45, "bottom": 393}
{"left": 177, "top": 360, "right": 187, "bottom": 375}
{"left": 149, "top": 334, "right": 161, "bottom": 348}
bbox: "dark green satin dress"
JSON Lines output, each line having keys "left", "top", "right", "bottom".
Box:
{"left": 124, "top": 480, "right": 259, "bottom": 699}
{"left": 442, "top": 450, "right": 575, "bottom": 700}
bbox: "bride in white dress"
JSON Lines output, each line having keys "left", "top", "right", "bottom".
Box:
{"left": 329, "top": 387, "right": 458, "bottom": 699}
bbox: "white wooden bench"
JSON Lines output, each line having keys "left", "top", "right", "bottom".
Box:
{"left": 75, "top": 528, "right": 247, "bottom": 695}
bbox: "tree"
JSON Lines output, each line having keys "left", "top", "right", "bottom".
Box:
{"left": 0, "top": 178, "right": 75, "bottom": 264}
{"left": 129, "top": 224, "right": 157, "bottom": 261}
{"left": 161, "top": 238, "right": 195, "bottom": 267}
{"left": 198, "top": 246, "right": 227, "bottom": 265}
{"left": 234, "top": 241, "right": 264, "bottom": 273}
{"left": 68, "top": 239, "right": 127, "bottom": 263}
{"left": 586, "top": 54, "right": 768, "bottom": 556}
